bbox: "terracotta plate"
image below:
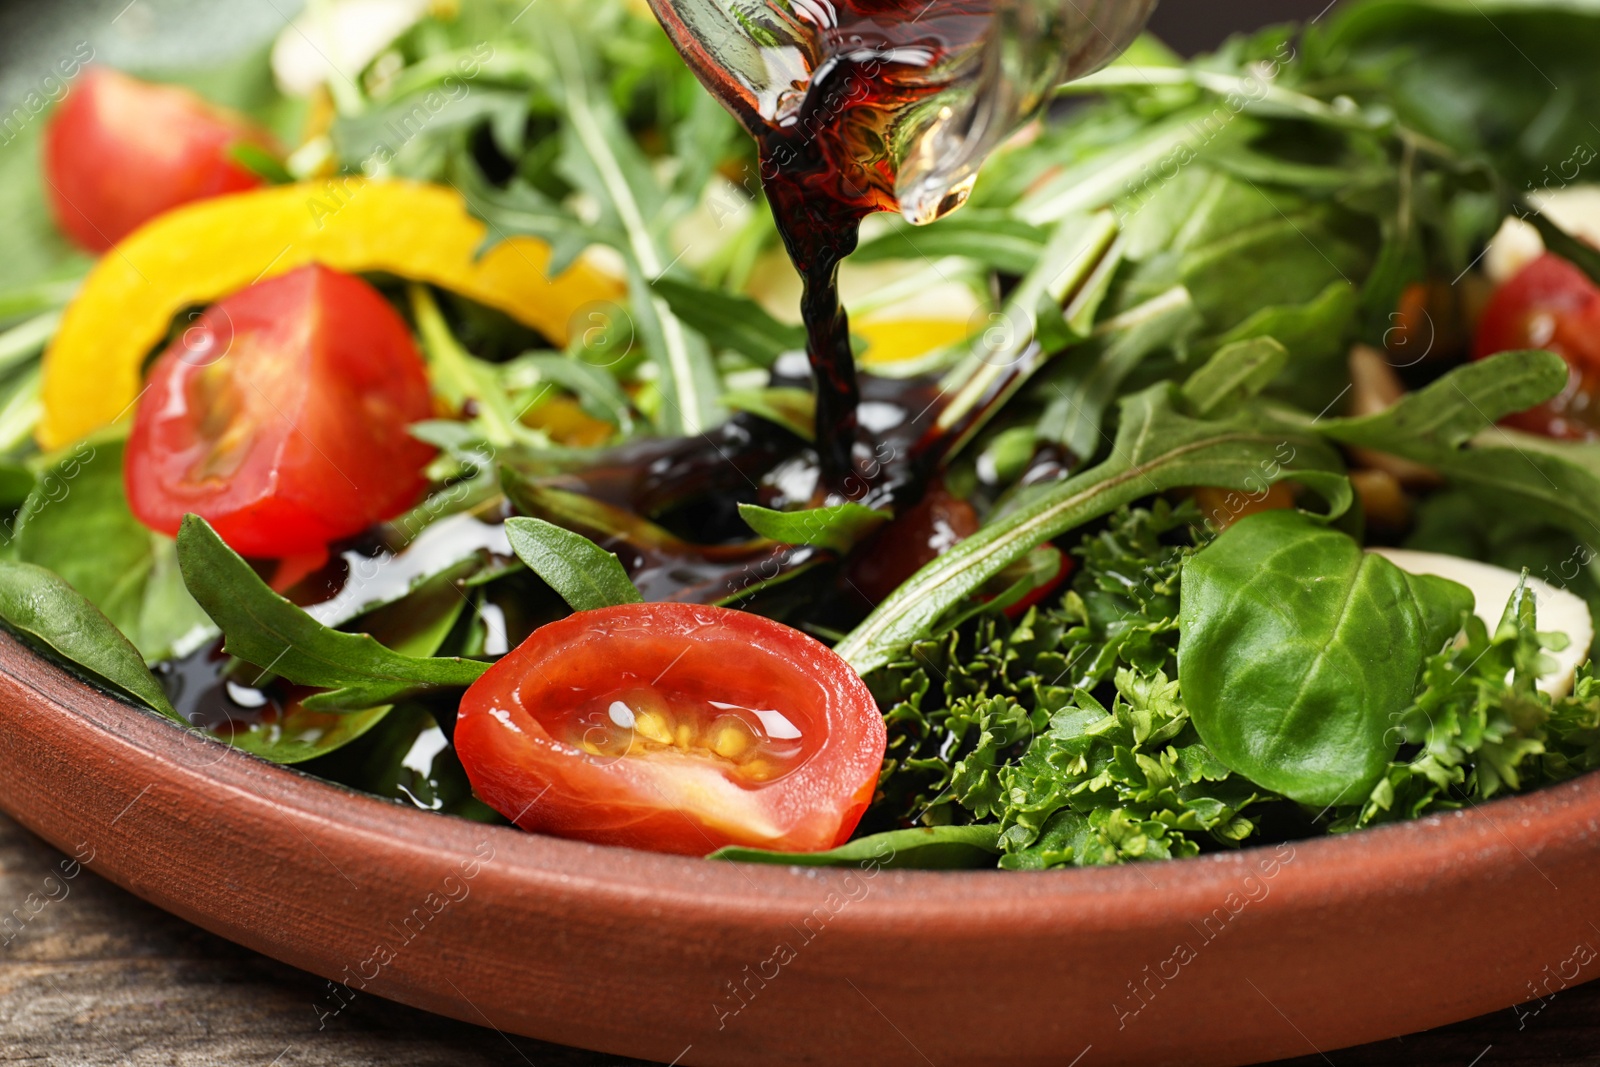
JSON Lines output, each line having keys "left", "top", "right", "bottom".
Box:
{"left": 0, "top": 629, "right": 1593, "bottom": 1067}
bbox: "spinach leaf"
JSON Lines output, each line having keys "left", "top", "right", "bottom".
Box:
{"left": 737, "top": 502, "right": 890, "bottom": 554}
{"left": 835, "top": 384, "right": 1352, "bottom": 675}
{"left": 709, "top": 825, "right": 1000, "bottom": 869}
{"left": 0, "top": 560, "right": 175, "bottom": 717}
{"left": 175, "top": 516, "right": 487, "bottom": 712}
{"left": 12, "top": 440, "right": 149, "bottom": 637}
{"left": 503, "top": 516, "right": 642, "bottom": 612}
{"left": 1178, "top": 510, "right": 1473, "bottom": 806}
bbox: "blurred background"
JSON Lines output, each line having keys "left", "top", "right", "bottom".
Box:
{"left": 1150, "top": 0, "right": 1339, "bottom": 53}
{"left": 0, "top": 0, "right": 1347, "bottom": 106}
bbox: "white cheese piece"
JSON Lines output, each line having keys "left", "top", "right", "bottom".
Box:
{"left": 1484, "top": 185, "right": 1600, "bottom": 284}
{"left": 271, "top": 0, "right": 430, "bottom": 98}
{"left": 1372, "top": 548, "right": 1593, "bottom": 697}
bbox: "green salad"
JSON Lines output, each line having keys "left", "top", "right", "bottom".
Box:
{"left": 5, "top": 0, "right": 1600, "bottom": 869}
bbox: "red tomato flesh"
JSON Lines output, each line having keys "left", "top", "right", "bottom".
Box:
{"left": 44, "top": 67, "right": 273, "bottom": 251}
{"left": 455, "top": 603, "right": 887, "bottom": 855}
{"left": 125, "top": 264, "right": 435, "bottom": 558}
{"left": 1474, "top": 253, "right": 1600, "bottom": 441}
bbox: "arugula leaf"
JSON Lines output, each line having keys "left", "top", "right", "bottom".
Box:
{"left": 737, "top": 502, "right": 890, "bottom": 554}
{"left": 1182, "top": 337, "right": 1289, "bottom": 417}
{"left": 411, "top": 285, "right": 539, "bottom": 450}
{"left": 0, "top": 309, "right": 59, "bottom": 377}
{"left": 1313, "top": 0, "right": 1600, "bottom": 186}
{"left": 649, "top": 277, "right": 804, "bottom": 367}
{"left": 1036, "top": 285, "right": 1201, "bottom": 458}
{"left": 1321, "top": 350, "right": 1568, "bottom": 457}
{"left": 835, "top": 384, "right": 1352, "bottom": 675}
{"left": 176, "top": 516, "right": 487, "bottom": 712}
{"left": 935, "top": 213, "right": 1121, "bottom": 457}
{"left": 503, "top": 351, "right": 634, "bottom": 433}
{"left": 852, "top": 211, "right": 1048, "bottom": 275}
{"left": 232, "top": 568, "right": 471, "bottom": 764}
{"left": 539, "top": 13, "right": 722, "bottom": 434}
{"left": 452, "top": 167, "right": 604, "bottom": 278}
{"left": 710, "top": 825, "right": 1000, "bottom": 869}
{"left": 1195, "top": 281, "right": 1359, "bottom": 410}
{"left": 504, "top": 516, "right": 642, "bottom": 611}
{"left": 1316, "top": 351, "right": 1600, "bottom": 546}
{"left": 722, "top": 388, "right": 815, "bottom": 441}
{"left": 1178, "top": 510, "right": 1473, "bottom": 806}
{"left": 0, "top": 560, "right": 174, "bottom": 717}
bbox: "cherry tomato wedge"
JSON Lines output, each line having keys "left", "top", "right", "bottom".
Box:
{"left": 44, "top": 67, "right": 274, "bottom": 251}
{"left": 848, "top": 482, "right": 978, "bottom": 605}
{"left": 1003, "top": 551, "right": 1075, "bottom": 620}
{"left": 124, "top": 264, "right": 435, "bottom": 558}
{"left": 1474, "top": 253, "right": 1600, "bottom": 441}
{"left": 455, "top": 603, "right": 887, "bottom": 855}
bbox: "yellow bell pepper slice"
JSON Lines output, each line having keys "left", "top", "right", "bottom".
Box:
{"left": 39, "top": 178, "right": 620, "bottom": 449}
{"left": 854, "top": 317, "right": 974, "bottom": 366}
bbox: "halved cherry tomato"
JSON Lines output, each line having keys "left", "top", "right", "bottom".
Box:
{"left": 44, "top": 67, "right": 274, "bottom": 251}
{"left": 1474, "top": 253, "right": 1600, "bottom": 440}
{"left": 454, "top": 603, "right": 887, "bottom": 855}
{"left": 124, "top": 264, "right": 434, "bottom": 558}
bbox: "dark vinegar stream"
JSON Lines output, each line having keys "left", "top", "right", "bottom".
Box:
{"left": 663, "top": 0, "right": 998, "bottom": 486}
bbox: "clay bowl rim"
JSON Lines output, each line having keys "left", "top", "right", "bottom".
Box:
{"left": 10, "top": 624, "right": 1594, "bottom": 910}
{"left": 10, "top": 624, "right": 1600, "bottom": 1064}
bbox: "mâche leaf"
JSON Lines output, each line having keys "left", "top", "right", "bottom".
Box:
{"left": 738, "top": 502, "right": 890, "bottom": 554}
{"left": 12, "top": 437, "right": 212, "bottom": 663}
{"left": 1178, "top": 510, "right": 1473, "bottom": 806}
{"left": 0, "top": 560, "right": 175, "bottom": 717}
{"left": 503, "top": 516, "right": 642, "bottom": 612}
{"left": 176, "top": 516, "right": 487, "bottom": 711}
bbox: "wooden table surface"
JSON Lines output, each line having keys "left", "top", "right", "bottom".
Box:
{"left": 1, "top": 815, "right": 1596, "bottom": 1066}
